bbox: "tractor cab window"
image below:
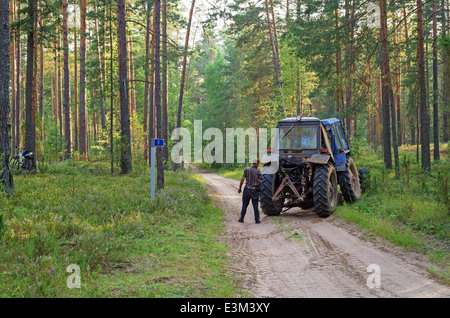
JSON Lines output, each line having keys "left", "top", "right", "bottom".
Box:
{"left": 331, "top": 126, "right": 344, "bottom": 149}
{"left": 279, "top": 125, "right": 318, "bottom": 150}
{"left": 337, "top": 125, "right": 348, "bottom": 149}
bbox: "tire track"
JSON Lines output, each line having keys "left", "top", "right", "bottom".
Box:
{"left": 195, "top": 167, "right": 449, "bottom": 298}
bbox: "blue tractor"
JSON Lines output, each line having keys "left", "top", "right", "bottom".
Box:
{"left": 260, "top": 116, "right": 367, "bottom": 218}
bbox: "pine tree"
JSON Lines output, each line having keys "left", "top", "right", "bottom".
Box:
{"left": 0, "top": 0, "right": 14, "bottom": 196}
{"left": 117, "top": 0, "right": 132, "bottom": 173}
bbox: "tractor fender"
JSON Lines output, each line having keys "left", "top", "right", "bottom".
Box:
{"left": 334, "top": 153, "right": 347, "bottom": 172}
{"left": 261, "top": 154, "right": 279, "bottom": 175}
{"left": 308, "top": 154, "right": 331, "bottom": 165}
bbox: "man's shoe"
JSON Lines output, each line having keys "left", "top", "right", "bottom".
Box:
{"left": 255, "top": 220, "right": 261, "bottom": 224}
{"left": 238, "top": 219, "right": 244, "bottom": 223}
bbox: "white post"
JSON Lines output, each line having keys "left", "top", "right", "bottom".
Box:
{"left": 151, "top": 139, "right": 155, "bottom": 200}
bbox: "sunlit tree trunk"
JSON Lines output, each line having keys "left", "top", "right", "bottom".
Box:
{"left": 0, "top": 0, "right": 14, "bottom": 196}
{"left": 74, "top": 15, "right": 78, "bottom": 153}
{"left": 378, "top": 0, "right": 392, "bottom": 170}
{"left": 25, "top": 0, "right": 37, "bottom": 169}
{"left": 432, "top": 0, "right": 439, "bottom": 160}
{"left": 155, "top": 0, "right": 164, "bottom": 189}
{"left": 174, "top": 0, "right": 195, "bottom": 171}
{"left": 144, "top": 0, "right": 151, "bottom": 163}
{"left": 15, "top": 1, "right": 20, "bottom": 149}
{"left": 265, "top": 0, "right": 284, "bottom": 115}
{"left": 443, "top": 0, "right": 449, "bottom": 142}
{"left": 79, "top": 0, "right": 87, "bottom": 158}
{"left": 417, "top": 0, "right": 431, "bottom": 173}
{"left": 38, "top": 0, "right": 43, "bottom": 128}
{"left": 62, "top": 0, "right": 72, "bottom": 159}
{"left": 162, "top": 0, "right": 169, "bottom": 163}
{"left": 10, "top": 0, "right": 15, "bottom": 151}
{"left": 94, "top": 1, "right": 106, "bottom": 131}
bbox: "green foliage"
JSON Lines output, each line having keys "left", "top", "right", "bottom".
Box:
{"left": 438, "top": 34, "right": 450, "bottom": 50}
{"left": 0, "top": 166, "right": 242, "bottom": 297}
{"left": 0, "top": 214, "right": 6, "bottom": 240}
{"left": 337, "top": 145, "right": 449, "bottom": 274}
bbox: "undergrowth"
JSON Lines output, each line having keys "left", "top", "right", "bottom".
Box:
{"left": 0, "top": 160, "right": 244, "bottom": 297}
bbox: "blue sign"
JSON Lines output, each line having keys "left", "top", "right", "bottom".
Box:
{"left": 153, "top": 139, "right": 164, "bottom": 147}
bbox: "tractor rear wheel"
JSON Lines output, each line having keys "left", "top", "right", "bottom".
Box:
{"left": 338, "top": 156, "right": 361, "bottom": 203}
{"left": 313, "top": 163, "right": 338, "bottom": 218}
{"left": 260, "top": 173, "right": 283, "bottom": 216}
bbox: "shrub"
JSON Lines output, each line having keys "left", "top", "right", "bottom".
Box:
{"left": 0, "top": 214, "right": 6, "bottom": 239}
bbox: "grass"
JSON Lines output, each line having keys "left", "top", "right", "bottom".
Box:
{"left": 0, "top": 160, "right": 245, "bottom": 298}
{"left": 338, "top": 143, "right": 449, "bottom": 282}
{"left": 194, "top": 163, "right": 246, "bottom": 180}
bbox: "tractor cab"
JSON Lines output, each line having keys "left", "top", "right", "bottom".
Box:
{"left": 260, "top": 116, "right": 364, "bottom": 218}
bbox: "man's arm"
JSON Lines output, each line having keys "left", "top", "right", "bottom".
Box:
{"left": 238, "top": 176, "right": 245, "bottom": 193}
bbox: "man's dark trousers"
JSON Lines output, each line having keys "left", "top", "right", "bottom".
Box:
{"left": 240, "top": 188, "right": 260, "bottom": 222}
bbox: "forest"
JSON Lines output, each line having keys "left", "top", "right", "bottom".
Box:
{"left": 0, "top": 0, "right": 449, "bottom": 191}
{"left": 0, "top": 0, "right": 449, "bottom": 298}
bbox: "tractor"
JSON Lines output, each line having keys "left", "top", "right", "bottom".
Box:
{"left": 260, "top": 116, "right": 367, "bottom": 218}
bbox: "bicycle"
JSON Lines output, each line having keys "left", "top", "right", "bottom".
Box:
{"left": 10, "top": 147, "right": 34, "bottom": 171}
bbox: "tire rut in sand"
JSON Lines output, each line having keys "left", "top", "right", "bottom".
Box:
{"left": 195, "top": 167, "right": 449, "bottom": 298}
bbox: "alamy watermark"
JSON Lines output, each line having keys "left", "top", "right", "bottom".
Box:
{"left": 367, "top": 3, "right": 381, "bottom": 29}
{"left": 366, "top": 264, "right": 381, "bottom": 289}
{"left": 66, "top": 264, "right": 81, "bottom": 289}
{"left": 170, "top": 120, "right": 280, "bottom": 174}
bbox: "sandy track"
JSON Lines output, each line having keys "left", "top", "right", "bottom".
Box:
{"left": 197, "top": 168, "right": 449, "bottom": 298}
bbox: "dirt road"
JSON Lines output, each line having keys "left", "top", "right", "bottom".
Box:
{"left": 196, "top": 168, "right": 449, "bottom": 298}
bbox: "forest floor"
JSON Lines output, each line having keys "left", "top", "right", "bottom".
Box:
{"left": 0, "top": 165, "right": 244, "bottom": 298}
{"left": 193, "top": 165, "right": 450, "bottom": 298}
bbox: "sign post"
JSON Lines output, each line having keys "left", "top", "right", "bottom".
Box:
{"left": 151, "top": 139, "right": 164, "bottom": 200}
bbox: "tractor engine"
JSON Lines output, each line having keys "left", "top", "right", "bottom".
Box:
{"left": 275, "top": 159, "right": 314, "bottom": 209}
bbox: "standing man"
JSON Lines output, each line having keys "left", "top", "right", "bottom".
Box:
{"left": 238, "top": 159, "right": 262, "bottom": 224}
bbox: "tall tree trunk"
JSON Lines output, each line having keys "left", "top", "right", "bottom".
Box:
{"left": 143, "top": 0, "right": 151, "bottom": 163}
{"left": 62, "top": 0, "right": 71, "bottom": 159}
{"left": 129, "top": 36, "right": 136, "bottom": 116}
{"left": 0, "top": 0, "right": 14, "bottom": 196}
{"left": 443, "top": 0, "right": 449, "bottom": 142}
{"left": 38, "top": 0, "right": 43, "bottom": 125}
{"left": 10, "top": 0, "right": 15, "bottom": 152}
{"left": 432, "top": 0, "right": 440, "bottom": 160}
{"left": 162, "top": 0, "right": 169, "bottom": 164}
{"left": 173, "top": 0, "right": 195, "bottom": 171}
{"left": 117, "top": 0, "right": 132, "bottom": 173}
{"left": 15, "top": 0, "right": 20, "bottom": 149}
{"left": 54, "top": 44, "right": 59, "bottom": 155}
{"left": 58, "top": 36, "right": 63, "bottom": 142}
{"left": 335, "top": 9, "right": 342, "bottom": 114}
{"left": 155, "top": 0, "right": 164, "bottom": 189}
{"left": 110, "top": 1, "right": 114, "bottom": 173}
{"left": 74, "top": 22, "right": 78, "bottom": 153}
{"left": 390, "top": 86, "right": 400, "bottom": 178}
{"left": 393, "top": 21, "right": 402, "bottom": 147}
{"left": 417, "top": 0, "right": 431, "bottom": 173}
{"left": 378, "top": 0, "right": 392, "bottom": 170}
{"left": 296, "top": 58, "right": 301, "bottom": 116}
{"left": 79, "top": 0, "right": 87, "bottom": 158}
{"left": 344, "top": 0, "right": 354, "bottom": 141}
{"left": 149, "top": 6, "right": 155, "bottom": 158}
{"left": 25, "top": 0, "right": 36, "bottom": 169}
{"left": 94, "top": 2, "right": 106, "bottom": 131}
{"left": 269, "top": 0, "right": 280, "bottom": 65}
{"left": 265, "top": 0, "right": 284, "bottom": 115}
